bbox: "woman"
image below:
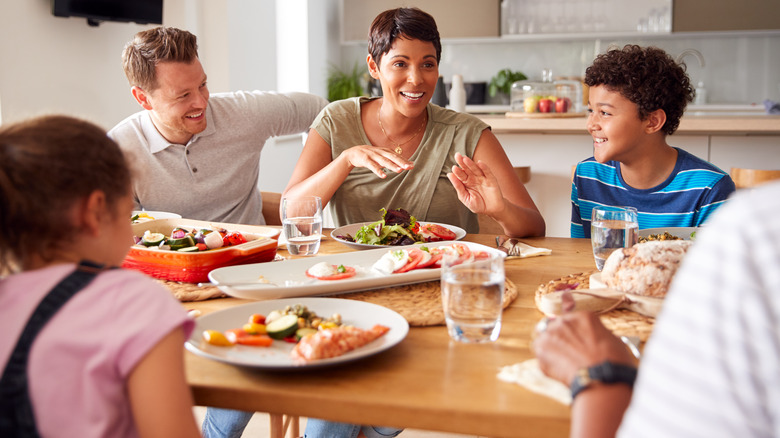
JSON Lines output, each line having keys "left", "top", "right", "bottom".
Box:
{"left": 283, "top": 7, "right": 545, "bottom": 238}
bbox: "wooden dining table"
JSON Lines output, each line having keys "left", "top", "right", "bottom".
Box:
{"left": 182, "top": 233, "right": 598, "bottom": 438}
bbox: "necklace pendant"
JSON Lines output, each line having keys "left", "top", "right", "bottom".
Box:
{"left": 394, "top": 146, "right": 403, "bottom": 154}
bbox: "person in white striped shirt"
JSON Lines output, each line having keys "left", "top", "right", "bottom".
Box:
{"left": 535, "top": 180, "right": 780, "bottom": 437}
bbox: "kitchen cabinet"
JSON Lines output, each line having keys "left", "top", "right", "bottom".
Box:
{"left": 673, "top": 0, "right": 780, "bottom": 32}
{"left": 340, "top": 0, "right": 500, "bottom": 43}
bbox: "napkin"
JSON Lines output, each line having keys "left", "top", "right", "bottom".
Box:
{"left": 496, "top": 237, "right": 552, "bottom": 259}
{"left": 498, "top": 359, "right": 572, "bottom": 405}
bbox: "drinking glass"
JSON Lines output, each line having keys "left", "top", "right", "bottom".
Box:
{"left": 440, "top": 251, "right": 504, "bottom": 343}
{"left": 591, "top": 206, "right": 638, "bottom": 271}
{"left": 282, "top": 196, "right": 323, "bottom": 256}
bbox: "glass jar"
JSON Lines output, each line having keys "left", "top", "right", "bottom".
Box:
{"left": 510, "top": 78, "right": 582, "bottom": 114}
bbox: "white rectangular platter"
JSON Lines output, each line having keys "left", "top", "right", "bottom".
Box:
{"left": 208, "top": 241, "right": 504, "bottom": 300}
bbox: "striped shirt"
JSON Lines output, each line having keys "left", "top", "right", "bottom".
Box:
{"left": 617, "top": 181, "right": 780, "bottom": 438}
{"left": 571, "top": 148, "right": 735, "bottom": 238}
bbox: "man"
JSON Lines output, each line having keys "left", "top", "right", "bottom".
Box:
{"left": 109, "top": 26, "right": 327, "bottom": 225}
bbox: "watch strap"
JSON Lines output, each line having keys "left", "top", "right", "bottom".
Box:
{"left": 570, "top": 361, "right": 637, "bottom": 400}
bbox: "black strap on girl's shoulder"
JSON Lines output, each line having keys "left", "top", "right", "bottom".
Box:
{"left": 0, "top": 260, "right": 109, "bottom": 437}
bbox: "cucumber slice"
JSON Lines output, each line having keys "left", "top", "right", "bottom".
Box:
{"left": 266, "top": 314, "right": 299, "bottom": 340}
{"left": 177, "top": 246, "right": 200, "bottom": 252}
{"left": 141, "top": 232, "right": 165, "bottom": 247}
{"left": 168, "top": 235, "right": 195, "bottom": 250}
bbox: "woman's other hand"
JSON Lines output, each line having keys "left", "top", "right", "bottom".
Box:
{"left": 342, "top": 145, "right": 414, "bottom": 179}
{"left": 532, "top": 311, "right": 637, "bottom": 386}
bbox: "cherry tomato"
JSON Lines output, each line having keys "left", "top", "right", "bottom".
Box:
{"left": 203, "top": 330, "right": 234, "bottom": 346}
{"left": 196, "top": 243, "right": 208, "bottom": 251}
{"left": 249, "top": 313, "right": 266, "bottom": 325}
{"left": 243, "top": 322, "right": 267, "bottom": 335}
{"left": 305, "top": 265, "right": 357, "bottom": 280}
{"left": 223, "top": 231, "right": 247, "bottom": 246}
{"left": 421, "top": 223, "right": 457, "bottom": 241}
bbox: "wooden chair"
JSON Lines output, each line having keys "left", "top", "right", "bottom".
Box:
{"left": 730, "top": 167, "right": 780, "bottom": 189}
{"left": 261, "top": 191, "right": 282, "bottom": 225}
{"left": 478, "top": 166, "right": 531, "bottom": 235}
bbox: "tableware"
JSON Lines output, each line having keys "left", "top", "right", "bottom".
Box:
{"left": 184, "top": 297, "right": 409, "bottom": 369}
{"left": 122, "top": 218, "right": 280, "bottom": 283}
{"left": 638, "top": 227, "right": 698, "bottom": 240}
{"left": 131, "top": 210, "right": 181, "bottom": 223}
{"left": 208, "top": 241, "right": 505, "bottom": 300}
{"left": 591, "top": 206, "right": 638, "bottom": 271}
{"left": 282, "top": 196, "right": 323, "bottom": 256}
{"left": 440, "top": 251, "right": 504, "bottom": 343}
{"left": 331, "top": 222, "right": 466, "bottom": 250}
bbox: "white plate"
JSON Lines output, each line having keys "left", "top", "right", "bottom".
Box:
{"left": 208, "top": 241, "right": 504, "bottom": 300}
{"left": 639, "top": 227, "right": 698, "bottom": 240}
{"left": 330, "top": 221, "right": 466, "bottom": 250}
{"left": 131, "top": 210, "right": 182, "bottom": 223}
{"left": 184, "top": 297, "right": 409, "bottom": 369}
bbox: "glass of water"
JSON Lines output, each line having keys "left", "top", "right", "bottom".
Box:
{"left": 440, "top": 250, "right": 504, "bottom": 343}
{"left": 591, "top": 206, "right": 639, "bottom": 271}
{"left": 282, "top": 196, "right": 323, "bottom": 256}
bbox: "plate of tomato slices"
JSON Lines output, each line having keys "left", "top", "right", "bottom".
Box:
{"left": 330, "top": 221, "right": 466, "bottom": 250}
{"left": 208, "top": 241, "right": 504, "bottom": 301}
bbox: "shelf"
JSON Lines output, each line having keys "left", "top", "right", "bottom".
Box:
{"left": 340, "top": 29, "right": 780, "bottom": 46}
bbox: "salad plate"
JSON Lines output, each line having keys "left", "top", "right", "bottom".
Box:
{"left": 208, "top": 241, "right": 504, "bottom": 300}
{"left": 330, "top": 221, "right": 466, "bottom": 250}
{"left": 185, "top": 297, "right": 409, "bottom": 369}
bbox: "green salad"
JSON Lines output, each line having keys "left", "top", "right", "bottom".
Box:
{"left": 339, "top": 208, "right": 423, "bottom": 246}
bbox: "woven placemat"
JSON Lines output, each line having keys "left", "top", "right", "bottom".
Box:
{"left": 534, "top": 272, "right": 655, "bottom": 342}
{"left": 333, "top": 278, "right": 518, "bottom": 327}
{"left": 159, "top": 280, "right": 228, "bottom": 302}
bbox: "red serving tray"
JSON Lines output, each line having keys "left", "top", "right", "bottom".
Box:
{"left": 122, "top": 218, "right": 280, "bottom": 283}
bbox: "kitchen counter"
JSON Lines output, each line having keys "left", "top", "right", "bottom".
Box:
{"left": 477, "top": 113, "right": 780, "bottom": 135}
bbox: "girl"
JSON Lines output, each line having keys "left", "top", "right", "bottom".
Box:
{"left": 0, "top": 115, "right": 200, "bottom": 438}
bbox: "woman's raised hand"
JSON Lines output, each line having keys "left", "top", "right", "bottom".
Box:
{"left": 342, "top": 145, "right": 414, "bottom": 178}
{"left": 447, "top": 152, "right": 504, "bottom": 215}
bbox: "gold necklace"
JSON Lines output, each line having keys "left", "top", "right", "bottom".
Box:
{"left": 377, "top": 109, "right": 427, "bottom": 154}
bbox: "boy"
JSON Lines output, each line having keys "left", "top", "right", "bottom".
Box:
{"left": 571, "top": 45, "right": 735, "bottom": 238}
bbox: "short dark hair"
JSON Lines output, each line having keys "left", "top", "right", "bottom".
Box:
{"left": 0, "top": 115, "right": 131, "bottom": 269}
{"left": 122, "top": 26, "right": 199, "bottom": 91}
{"left": 585, "top": 45, "right": 693, "bottom": 135}
{"left": 368, "top": 7, "right": 441, "bottom": 66}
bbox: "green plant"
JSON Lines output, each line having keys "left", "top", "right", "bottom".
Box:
{"left": 488, "top": 68, "right": 527, "bottom": 97}
{"left": 327, "top": 62, "right": 367, "bottom": 102}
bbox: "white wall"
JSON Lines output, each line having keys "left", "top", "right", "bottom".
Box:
{"left": 0, "top": 0, "right": 154, "bottom": 128}
{"left": 3, "top": 1, "right": 778, "bottom": 130}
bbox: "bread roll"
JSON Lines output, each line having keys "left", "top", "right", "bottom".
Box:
{"left": 601, "top": 240, "right": 693, "bottom": 298}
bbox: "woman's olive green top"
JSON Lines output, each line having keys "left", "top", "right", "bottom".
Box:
{"left": 311, "top": 96, "right": 489, "bottom": 232}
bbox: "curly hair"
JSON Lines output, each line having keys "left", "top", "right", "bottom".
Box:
{"left": 122, "top": 26, "right": 199, "bottom": 91}
{"left": 0, "top": 115, "right": 131, "bottom": 270}
{"left": 584, "top": 45, "right": 693, "bottom": 135}
{"left": 368, "top": 7, "right": 441, "bottom": 66}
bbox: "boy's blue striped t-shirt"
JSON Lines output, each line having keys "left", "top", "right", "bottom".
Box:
{"left": 571, "top": 148, "right": 736, "bottom": 238}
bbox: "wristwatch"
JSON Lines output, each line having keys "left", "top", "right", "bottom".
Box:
{"left": 570, "top": 361, "right": 638, "bottom": 400}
